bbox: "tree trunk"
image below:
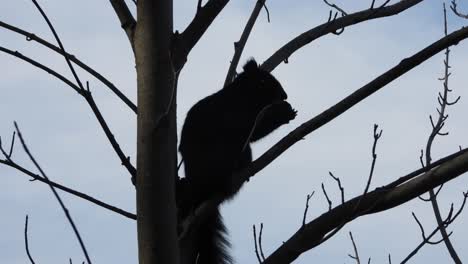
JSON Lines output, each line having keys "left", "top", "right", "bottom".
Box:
{"left": 135, "top": 0, "right": 179, "bottom": 263}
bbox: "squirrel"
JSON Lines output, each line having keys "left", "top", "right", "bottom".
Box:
{"left": 178, "top": 59, "right": 297, "bottom": 264}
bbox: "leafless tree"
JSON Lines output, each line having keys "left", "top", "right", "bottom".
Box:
{"left": 2, "top": 0, "right": 468, "bottom": 263}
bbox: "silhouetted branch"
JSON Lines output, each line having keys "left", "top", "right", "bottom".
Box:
{"left": 348, "top": 232, "right": 361, "bottom": 264}
{"left": 14, "top": 122, "right": 92, "bottom": 264}
{"left": 109, "top": 0, "right": 136, "bottom": 49}
{"left": 0, "top": 46, "right": 136, "bottom": 182}
{"left": 224, "top": 0, "right": 267, "bottom": 87}
{"left": 401, "top": 191, "right": 468, "bottom": 264}
{"left": 0, "top": 20, "right": 137, "bottom": 113}
{"left": 259, "top": 223, "right": 266, "bottom": 261}
{"left": 31, "top": 0, "right": 84, "bottom": 89}
{"left": 329, "top": 172, "right": 345, "bottom": 203}
{"left": 261, "top": 0, "right": 423, "bottom": 72}
{"left": 253, "top": 224, "right": 262, "bottom": 263}
{"left": 0, "top": 153, "right": 135, "bottom": 219}
{"left": 302, "top": 191, "right": 315, "bottom": 227}
{"left": 321, "top": 183, "right": 332, "bottom": 211}
{"left": 174, "top": 0, "right": 230, "bottom": 69}
{"left": 364, "top": 124, "right": 382, "bottom": 195}
{"left": 387, "top": 149, "right": 468, "bottom": 190}
{"left": 451, "top": 0, "right": 468, "bottom": 19}
{"left": 421, "top": 5, "right": 461, "bottom": 263}
{"left": 253, "top": 223, "right": 266, "bottom": 263}
{"left": 181, "top": 28, "right": 468, "bottom": 257}
{"left": 24, "top": 215, "right": 36, "bottom": 264}
{"left": 242, "top": 25, "right": 468, "bottom": 184}
{"left": 261, "top": 151, "right": 468, "bottom": 263}
{"left": 324, "top": 0, "right": 348, "bottom": 16}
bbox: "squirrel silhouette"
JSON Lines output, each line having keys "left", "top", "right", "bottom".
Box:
{"left": 178, "top": 59, "right": 296, "bottom": 264}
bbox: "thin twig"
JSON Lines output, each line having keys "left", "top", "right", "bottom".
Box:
{"left": 451, "top": 0, "right": 468, "bottom": 19}
{"left": 31, "top": 0, "right": 84, "bottom": 90}
{"left": 401, "top": 192, "right": 468, "bottom": 263}
{"left": 259, "top": 223, "right": 266, "bottom": 261}
{"left": 324, "top": 0, "right": 348, "bottom": 15}
{"left": 253, "top": 225, "right": 262, "bottom": 263}
{"left": 302, "top": 191, "right": 315, "bottom": 226}
{"left": 422, "top": 4, "right": 461, "bottom": 263}
{"left": 8, "top": 131, "right": 16, "bottom": 158}
{"left": 364, "top": 124, "right": 382, "bottom": 195}
{"left": 0, "top": 158, "right": 135, "bottom": 220}
{"left": 224, "top": 0, "right": 267, "bottom": 87}
{"left": 0, "top": 20, "right": 137, "bottom": 113}
{"left": 321, "top": 183, "right": 332, "bottom": 211}
{"left": 329, "top": 172, "right": 345, "bottom": 203}
{"left": 24, "top": 215, "right": 36, "bottom": 264}
{"left": 29, "top": 0, "right": 136, "bottom": 183}
{"left": 348, "top": 232, "right": 361, "bottom": 264}
{"left": 243, "top": 23, "right": 468, "bottom": 187}
{"left": 0, "top": 46, "right": 136, "bottom": 182}
{"left": 14, "top": 122, "right": 92, "bottom": 264}
{"left": 261, "top": 0, "right": 423, "bottom": 72}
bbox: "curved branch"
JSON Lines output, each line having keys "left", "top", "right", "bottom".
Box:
{"left": 0, "top": 159, "right": 136, "bottom": 219}
{"left": 0, "top": 20, "right": 137, "bottom": 113}
{"left": 451, "top": 0, "right": 468, "bottom": 19}
{"left": 173, "top": 0, "right": 230, "bottom": 69}
{"left": 0, "top": 46, "right": 136, "bottom": 181}
{"left": 224, "top": 0, "right": 267, "bottom": 87}
{"left": 109, "top": 0, "right": 136, "bottom": 51}
{"left": 14, "top": 122, "right": 92, "bottom": 264}
{"left": 261, "top": 0, "right": 423, "bottom": 72}
{"left": 180, "top": 26, "right": 468, "bottom": 250}
{"left": 262, "top": 150, "right": 468, "bottom": 264}
{"left": 242, "top": 25, "right": 468, "bottom": 183}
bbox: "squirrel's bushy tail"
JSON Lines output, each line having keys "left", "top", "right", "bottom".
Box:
{"left": 197, "top": 208, "right": 232, "bottom": 264}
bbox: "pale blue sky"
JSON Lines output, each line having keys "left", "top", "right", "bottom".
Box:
{"left": 2, "top": 1, "right": 468, "bottom": 263}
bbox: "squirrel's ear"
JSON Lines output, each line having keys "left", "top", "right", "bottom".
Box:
{"left": 243, "top": 58, "right": 258, "bottom": 73}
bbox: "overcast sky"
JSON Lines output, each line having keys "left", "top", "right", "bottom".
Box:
{"left": 2, "top": 0, "right": 468, "bottom": 263}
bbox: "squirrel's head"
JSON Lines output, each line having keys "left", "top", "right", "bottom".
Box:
{"left": 239, "top": 59, "right": 288, "bottom": 105}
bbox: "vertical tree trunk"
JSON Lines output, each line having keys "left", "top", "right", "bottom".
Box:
{"left": 135, "top": 0, "right": 179, "bottom": 263}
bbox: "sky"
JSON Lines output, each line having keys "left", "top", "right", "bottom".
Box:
{"left": 1, "top": 0, "right": 468, "bottom": 263}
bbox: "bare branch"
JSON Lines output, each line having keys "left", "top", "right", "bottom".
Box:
{"left": 348, "top": 232, "right": 361, "bottom": 264}
{"left": 259, "top": 223, "right": 266, "bottom": 261}
{"left": 422, "top": 5, "right": 461, "bottom": 262}
{"left": 329, "top": 172, "right": 345, "bottom": 203}
{"left": 174, "top": 0, "right": 230, "bottom": 69}
{"left": 0, "top": 158, "right": 135, "bottom": 220}
{"left": 401, "top": 192, "right": 468, "bottom": 263}
{"left": 224, "top": 0, "right": 267, "bottom": 87}
{"left": 24, "top": 215, "right": 36, "bottom": 264}
{"left": 0, "top": 20, "right": 137, "bottom": 113}
{"left": 364, "top": 124, "right": 382, "bottom": 195}
{"left": 321, "top": 183, "right": 332, "bottom": 211}
{"left": 302, "top": 191, "right": 315, "bottom": 227}
{"left": 31, "top": 0, "right": 84, "bottom": 90}
{"left": 8, "top": 131, "right": 16, "bottom": 158}
{"left": 261, "top": 150, "right": 468, "bottom": 264}
{"left": 183, "top": 28, "right": 468, "bottom": 250}
{"left": 323, "top": 0, "right": 348, "bottom": 16}
{"left": 451, "top": 0, "right": 468, "bottom": 19}
{"left": 109, "top": 0, "right": 136, "bottom": 50}
{"left": 241, "top": 25, "right": 468, "bottom": 184}
{"left": 253, "top": 225, "right": 262, "bottom": 263}
{"left": 261, "top": 0, "right": 423, "bottom": 72}
{"left": 0, "top": 46, "right": 136, "bottom": 182}
{"left": 14, "top": 122, "right": 92, "bottom": 264}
